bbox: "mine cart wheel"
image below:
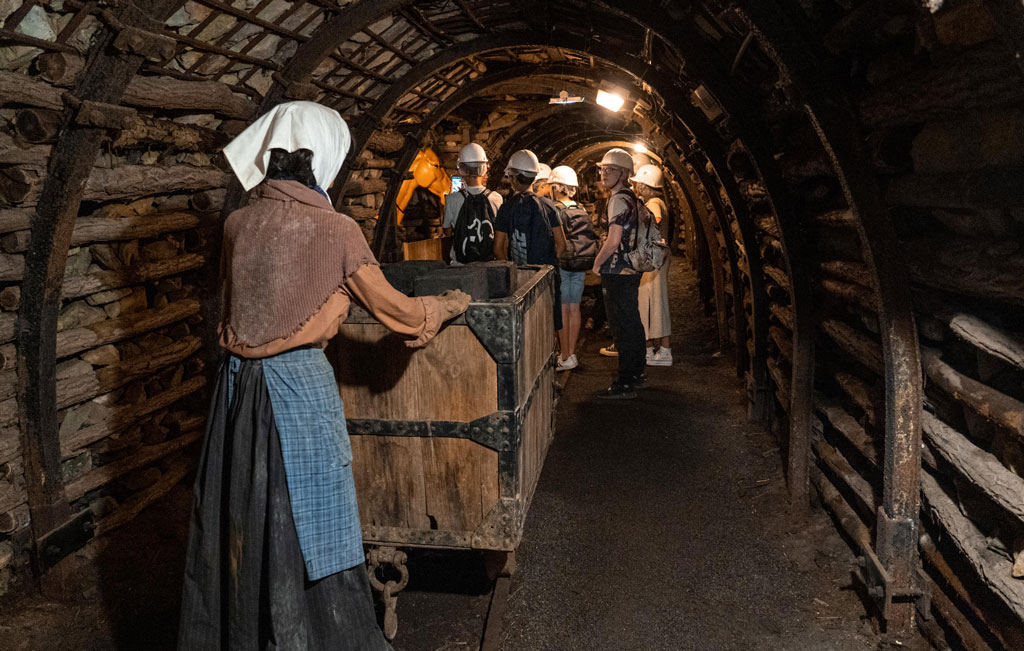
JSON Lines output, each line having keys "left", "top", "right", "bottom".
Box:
{"left": 366, "top": 545, "right": 409, "bottom": 641}
{"left": 483, "top": 549, "right": 516, "bottom": 581}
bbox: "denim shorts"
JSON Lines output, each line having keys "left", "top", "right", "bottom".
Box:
{"left": 559, "top": 269, "right": 585, "bottom": 304}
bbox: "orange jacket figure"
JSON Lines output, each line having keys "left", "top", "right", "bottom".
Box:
{"left": 396, "top": 148, "right": 451, "bottom": 224}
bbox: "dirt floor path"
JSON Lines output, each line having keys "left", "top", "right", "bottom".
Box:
{"left": 2, "top": 260, "right": 883, "bottom": 651}
{"left": 493, "top": 263, "right": 880, "bottom": 651}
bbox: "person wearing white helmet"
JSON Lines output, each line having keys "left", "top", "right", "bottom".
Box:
{"left": 443, "top": 143, "right": 503, "bottom": 264}
{"left": 631, "top": 163, "right": 673, "bottom": 367}
{"left": 494, "top": 150, "right": 567, "bottom": 330}
{"left": 532, "top": 162, "right": 553, "bottom": 199}
{"left": 547, "top": 165, "right": 598, "bottom": 372}
{"left": 593, "top": 147, "right": 646, "bottom": 399}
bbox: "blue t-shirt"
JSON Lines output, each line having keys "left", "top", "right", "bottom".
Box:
{"left": 601, "top": 188, "right": 638, "bottom": 274}
{"left": 494, "top": 191, "right": 561, "bottom": 266}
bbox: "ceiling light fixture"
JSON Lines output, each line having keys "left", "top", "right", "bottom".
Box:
{"left": 633, "top": 143, "right": 648, "bottom": 154}
{"left": 595, "top": 88, "right": 625, "bottom": 112}
{"left": 549, "top": 89, "right": 584, "bottom": 105}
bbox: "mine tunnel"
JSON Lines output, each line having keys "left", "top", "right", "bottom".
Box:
{"left": 1, "top": 0, "right": 1024, "bottom": 649}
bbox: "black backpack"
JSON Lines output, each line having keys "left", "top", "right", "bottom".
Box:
{"left": 452, "top": 189, "right": 496, "bottom": 263}
{"left": 556, "top": 203, "right": 599, "bottom": 271}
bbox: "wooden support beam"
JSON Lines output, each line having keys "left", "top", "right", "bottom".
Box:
{"left": 818, "top": 260, "right": 873, "bottom": 289}
{"left": 769, "top": 302, "right": 794, "bottom": 332}
{"left": 834, "top": 370, "right": 881, "bottom": 428}
{"left": 905, "top": 239, "right": 1024, "bottom": 307}
{"left": 920, "top": 538, "right": 1004, "bottom": 651}
{"left": 821, "top": 319, "right": 884, "bottom": 375}
{"left": 61, "top": 253, "right": 206, "bottom": 299}
{"left": 813, "top": 434, "right": 878, "bottom": 521}
{"left": 812, "top": 467, "right": 872, "bottom": 549}
{"left": 0, "top": 70, "right": 64, "bottom": 110}
{"left": 817, "top": 277, "right": 878, "bottom": 314}
{"left": 56, "top": 299, "right": 200, "bottom": 360}
{"left": 57, "top": 337, "right": 201, "bottom": 411}
{"left": 2, "top": 212, "right": 205, "bottom": 254}
{"left": 921, "top": 471, "right": 1024, "bottom": 621}
{"left": 816, "top": 398, "right": 879, "bottom": 468}
{"left": 769, "top": 325, "right": 793, "bottom": 362}
{"left": 923, "top": 411, "right": 1024, "bottom": 523}
{"left": 60, "top": 375, "right": 205, "bottom": 459}
{"left": 64, "top": 428, "right": 202, "bottom": 501}
{"left": 948, "top": 313, "right": 1024, "bottom": 370}
{"left": 93, "top": 451, "right": 193, "bottom": 536}
{"left": 922, "top": 348, "right": 1024, "bottom": 443}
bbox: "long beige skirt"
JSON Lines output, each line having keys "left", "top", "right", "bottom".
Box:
{"left": 639, "top": 256, "right": 671, "bottom": 339}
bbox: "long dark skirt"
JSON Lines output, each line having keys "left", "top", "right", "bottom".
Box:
{"left": 178, "top": 357, "right": 391, "bottom": 650}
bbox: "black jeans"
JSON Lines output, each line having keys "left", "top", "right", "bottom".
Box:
{"left": 601, "top": 272, "right": 645, "bottom": 384}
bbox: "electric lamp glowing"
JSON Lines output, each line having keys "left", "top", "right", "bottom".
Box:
{"left": 595, "top": 89, "right": 625, "bottom": 112}
{"left": 633, "top": 143, "right": 648, "bottom": 154}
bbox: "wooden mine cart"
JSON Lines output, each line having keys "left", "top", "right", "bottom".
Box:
{"left": 329, "top": 263, "right": 557, "bottom": 635}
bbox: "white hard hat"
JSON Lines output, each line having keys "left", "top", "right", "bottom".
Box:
{"left": 506, "top": 149, "right": 540, "bottom": 177}
{"left": 632, "top": 152, "right": 653, "bottom": 172}
{"left": 630, "top": 163, "right": 664, "bottom": 188}
{"left": 548, "top": 165, "right": 578, "bottom": 187}
{"left": 598, "top": 148, "right": 634, "bottom": 173}
{"left": 535, "top": 163, "right": 551, "bottom": 182}
{"left": 458, "top": 142, "right": 488, "bottom": 165}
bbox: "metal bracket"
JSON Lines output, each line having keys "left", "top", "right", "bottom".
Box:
{"left": 63, "top": 92, "right": 137, "bottom": 130}
{"left": 36, "top": 509, "right": 94, "bottom": 573}
{"left": 465, "top": 303, "right": 520, "bottom": 364}
{"left": 854, "top": 508, "right": 928, "bottom": 622}
{"left": 366, "top": 545, "right": 408, "bottom": 641}
{"left": 272, "top": 73, "right": 319, "bottom": 101}
{"left": 346, "top": 409, "right": 517, "bottom": 452}
{"left": 471, "top": 497, "right": 521, "bottom": 550}
{"left": 101, "top": 4, "right": 177, "bottom": 62}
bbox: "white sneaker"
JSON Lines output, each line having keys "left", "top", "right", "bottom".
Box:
{"left": 646, "top": 347, "right": 656, "bottom": 361}
{"left": 647, "top": 348, "right": 673, "bottom": 367}
{"left": 556, "top": 354, "right": 578, "bottom": 371}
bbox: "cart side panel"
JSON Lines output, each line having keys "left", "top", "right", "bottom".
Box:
{"left": 351, "top": 435, "right": 500, "bottom": 533}
{"left": 334, "top": 323, "right": 498, "bottom": 422}
{"left": 516, "top": 284, "right": 554, "bottom": 408}
{"left": 520, "top": 365, "right": 555, "bottom": 507}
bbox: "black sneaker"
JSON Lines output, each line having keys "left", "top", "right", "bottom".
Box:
{"left": 596, "top": 382, "right": 637, "bottom": 400}
{"left": 633, "top": 373, "right": 648, "bottom": 389}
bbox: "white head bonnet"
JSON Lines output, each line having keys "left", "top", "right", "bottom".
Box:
{"left": 222, "top": 100, "right": 351, "bottom": 192}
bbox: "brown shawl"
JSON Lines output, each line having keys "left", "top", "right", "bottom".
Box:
{"left": 221, "top": 179, "right": 376, "bottom": 346}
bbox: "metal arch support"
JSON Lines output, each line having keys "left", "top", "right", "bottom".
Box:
{"left": 522, "top": 129, "right": 640, "bottom": 163}
{"left": 734, "top": 3, "right": 924, "bottom": 635}
{"left": 663, "top": 147, "right": 734, "bottom": 352}
{"left": 342, "top": 31, "right": 561, "bottom": 187}
{"left": 259, "top": 0, "right": 417, "bottom": 109}
{"left": 561, "top": 141, "right": 643, "bottom": 168}
{"left": 684, "top": 152, "right": 746, "bottom": 367}
{"left": 16, "top": 0, "right": 187, "bottom": 583}
{"left": 220, "top": 0, "right": 418, "bottom": 219}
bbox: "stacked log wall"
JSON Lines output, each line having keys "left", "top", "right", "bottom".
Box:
{"left": 0, "top": 0, "right": 263, "bottom": 595}
{"left": 772, "top": 1, "right": 1024, "bottom": 647}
